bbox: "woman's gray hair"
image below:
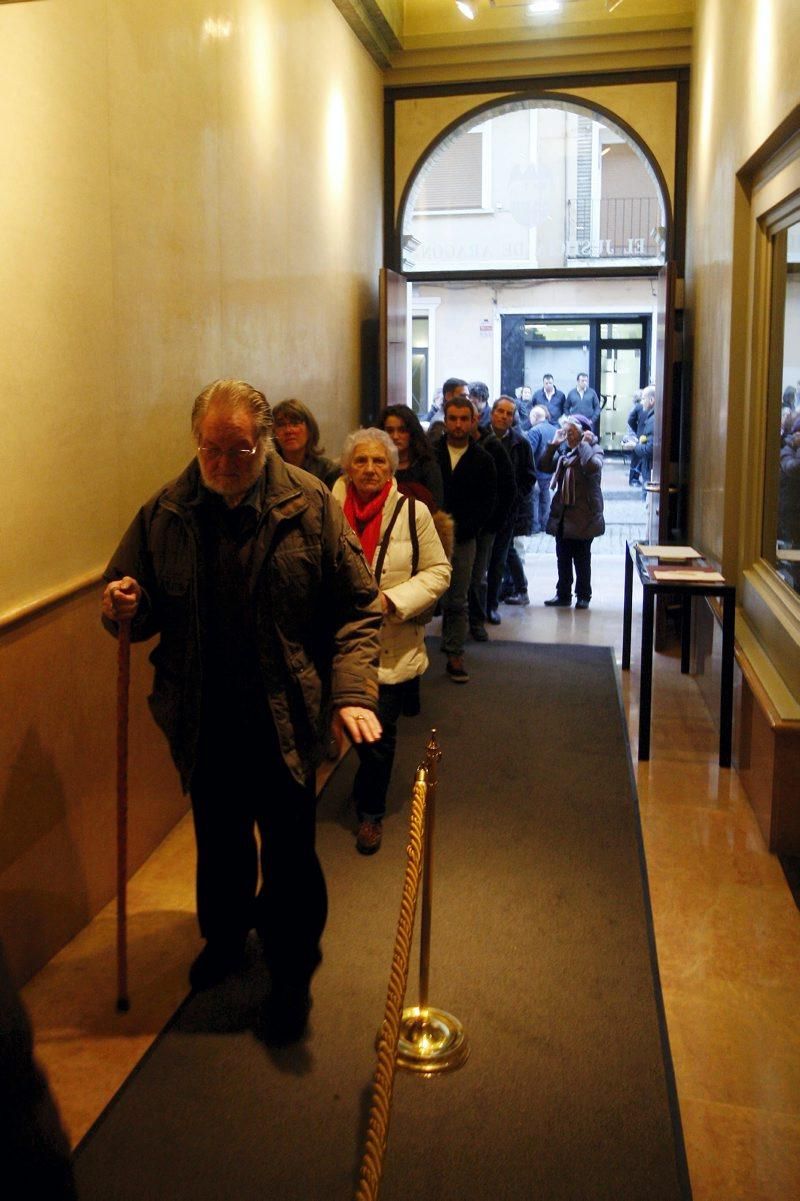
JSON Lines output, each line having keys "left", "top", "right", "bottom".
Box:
{"left": 340, "top": 427, "right": 399, "bottom": 474}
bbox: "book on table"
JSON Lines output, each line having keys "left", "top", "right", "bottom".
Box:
{"left": 637, "top": 544, "right": 701, "bottom": 561}
{"left": 651, "top": 567, "right": 725, "bottom": 582}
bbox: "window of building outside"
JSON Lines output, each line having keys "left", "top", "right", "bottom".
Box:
{"left": 411, "top": 315, "right": 429, "bottom": 414}
{"left": 402, "top": 101, "right": 667, "bottom": 273}
{"left": 768, "top": 219, "right": 800, "bottom": 596}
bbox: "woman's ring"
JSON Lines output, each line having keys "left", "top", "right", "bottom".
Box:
{"left": 355, "top": 715, "right": 366, "bottom": 721}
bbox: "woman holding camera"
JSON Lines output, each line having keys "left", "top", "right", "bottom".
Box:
{"left": 539, "top": 413, "right": 605, "bottom": 610}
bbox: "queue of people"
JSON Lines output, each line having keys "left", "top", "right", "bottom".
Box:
{"left": 97, "top": 374, "right": 613, "bottom": 1045}
{"left": 99, "top": 381, "right": 452, "bottom": 1047}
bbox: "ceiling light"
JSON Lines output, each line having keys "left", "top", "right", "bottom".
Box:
{"left": 528, "top": 0, "right": 561, "bottom": 12}
{"left": 607, "top": 0, "right": 624, "bottom": 11}
{"left": 456, "top": 1, "right": 476, "bottom": 18}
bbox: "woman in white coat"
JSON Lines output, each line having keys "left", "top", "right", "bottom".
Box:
{"left": 334, "top": 428, "right": 451, "bottom": 855}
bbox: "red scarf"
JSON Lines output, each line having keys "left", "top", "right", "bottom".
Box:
{"left": 343, "top": 480, "right": 392, "bottom": 565}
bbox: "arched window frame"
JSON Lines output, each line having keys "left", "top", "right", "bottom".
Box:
{"left": 395, "top": 91, "right": 673, "bottom": 280}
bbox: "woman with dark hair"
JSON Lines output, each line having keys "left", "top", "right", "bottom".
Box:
{"left": 273, "top": 398, "right": 340, "bottom": 489}
{"left": 380, "top": 404, "right": 444, "bottom": 512}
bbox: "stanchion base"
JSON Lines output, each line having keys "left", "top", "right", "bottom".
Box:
{"left": 396, "top": 1006, "right": 469, "bottom": 1074}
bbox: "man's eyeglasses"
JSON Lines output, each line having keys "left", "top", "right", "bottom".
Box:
{"left": 197, "top": 445, "right": 259, "bottom": 462}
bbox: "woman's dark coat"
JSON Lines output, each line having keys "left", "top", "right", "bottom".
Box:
{"left": 539, "top": 437, "right": 605, "bottom": 540}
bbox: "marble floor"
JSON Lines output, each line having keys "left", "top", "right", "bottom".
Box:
{"left": 22, "top": 547, "right": 800, "bottom": 1200}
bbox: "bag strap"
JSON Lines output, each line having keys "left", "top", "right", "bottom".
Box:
{"left": 408, "top": 495, "right": 420, "bottom": 578}
{"left": 373, "top": 495, "right": 407, "bottom": 585}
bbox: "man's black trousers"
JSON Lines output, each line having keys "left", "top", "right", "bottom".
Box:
{"left": 190, "top": 727, "right": 327, "bottom": 988}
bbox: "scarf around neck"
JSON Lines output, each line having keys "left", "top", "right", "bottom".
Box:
{"left": 552, "top": 444, "right": 582, "bottom": 505}
{"left": 343, "top": 479, "right": 392, "bottom": 565}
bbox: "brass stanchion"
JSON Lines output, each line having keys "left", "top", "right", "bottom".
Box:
{"left": 396, "top": 729, "right": 468, "bottom": 1074}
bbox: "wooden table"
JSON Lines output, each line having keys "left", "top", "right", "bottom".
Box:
{"left": 622, "top": 542, "right": 736, "bottom": 765}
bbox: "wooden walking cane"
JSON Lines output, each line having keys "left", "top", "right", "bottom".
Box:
{"left": 116, "top": 618, "right": 131, "bottom": 1012}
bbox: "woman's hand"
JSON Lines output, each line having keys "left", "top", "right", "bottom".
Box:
{"left": 379, "top": 592, "right": 396, "bottom": 615}
{"left": 553, "top": 428, "right": 567, "bottom": 445}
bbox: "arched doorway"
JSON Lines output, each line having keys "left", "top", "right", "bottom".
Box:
{"left": 382, "top": 92, "right": 677, "bottom": 546}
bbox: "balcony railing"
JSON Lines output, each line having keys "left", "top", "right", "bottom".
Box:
{"left": 566, "top": 197, "right": 664, "bottom": 260}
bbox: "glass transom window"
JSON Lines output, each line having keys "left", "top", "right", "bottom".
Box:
{"left": 401, "top": 100, "right": 667, "bottom": 274}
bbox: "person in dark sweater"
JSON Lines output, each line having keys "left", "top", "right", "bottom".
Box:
{"left": 564, "top": 372, "right": 602, "bottom": 434}
{"left": 489, "top": 396, "right": 536, "bottom": 609}
{"left": 435, "top": 383, "right": 496, "bottom": 683}
{"left": 531, "top": 374, "right": 566, "bottom": 426}
{"left": 526, "top": 404, "right": 559, "bottom": 533}
{"left": 468, "top": 406, "right": 517, "bottom": 637}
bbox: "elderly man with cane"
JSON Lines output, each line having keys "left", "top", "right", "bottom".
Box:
{"left": 102, "top": 379, "right": 382, "bottom": 1044}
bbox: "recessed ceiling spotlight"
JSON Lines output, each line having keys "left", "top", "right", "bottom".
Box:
{"left": 528, "top": 0, "right": 562, "bottom": 13}
{"left": 456, "top": 1, "right": 477, "bottom": 18}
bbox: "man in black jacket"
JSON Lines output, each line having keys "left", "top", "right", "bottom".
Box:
{"left": 564, "top": 372, "right": 602, "bottom": 433}
{"left": 531, "top": 374, "right": 566, "bottom": 426}
{"left": 435, "top": 382, "right": 497, "bottom": 683}
{"left": 102, "top": 379, "right": 382, "bottom": 1043}
{"left": 628, "top": 384, "right": 656, "bottom": 494}
{"left": 470, "top": 397, "right": 517, "bottom": 631}
{"left": 488, "top": 396, "right": 536, "bottom": 609}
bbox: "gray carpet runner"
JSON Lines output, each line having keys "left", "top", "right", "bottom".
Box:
{"left": 74, "top": 641, "right": 691, "bottom": 1201}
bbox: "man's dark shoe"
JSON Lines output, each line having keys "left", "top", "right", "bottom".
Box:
{"left": 505, "top": 591, "right": 530, "bottom": 606}
{"left": 446, "top": 656, "right": 470, "bottom": 683}
{"left": 261, "top": 983, "right": 312, "bottom": 1046}
{"left": 356, "top": 819, "right": 383, "bottom": 855}
{"left": 487, "top": 610, "right": 501, "bottom": 625}
{"left": 189, "top": 941, "right": 246, "bottom": 991}
{"left": 575, "top": 598, "right": 590, "bottom": 610}
{"left": 544, "top": 595, "right": 572, "bottom": 607}
{"left": 470, "top": 625, "right": 489, "bottom": 642}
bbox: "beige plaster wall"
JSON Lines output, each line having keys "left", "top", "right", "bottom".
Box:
{"left": 0, "top": 591, "right": 185, "bottom": 985}
{"left": 393, "top": 82, "right": 677, "bottom": 227}
{"left": 0, "top": 0, "right": 383, "bottom": 984}
{"left": 0, "top": 0, "right": 383, "bottom": 620}
{"left": 685, "top": 0, "right": 800, "bottom": 570}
